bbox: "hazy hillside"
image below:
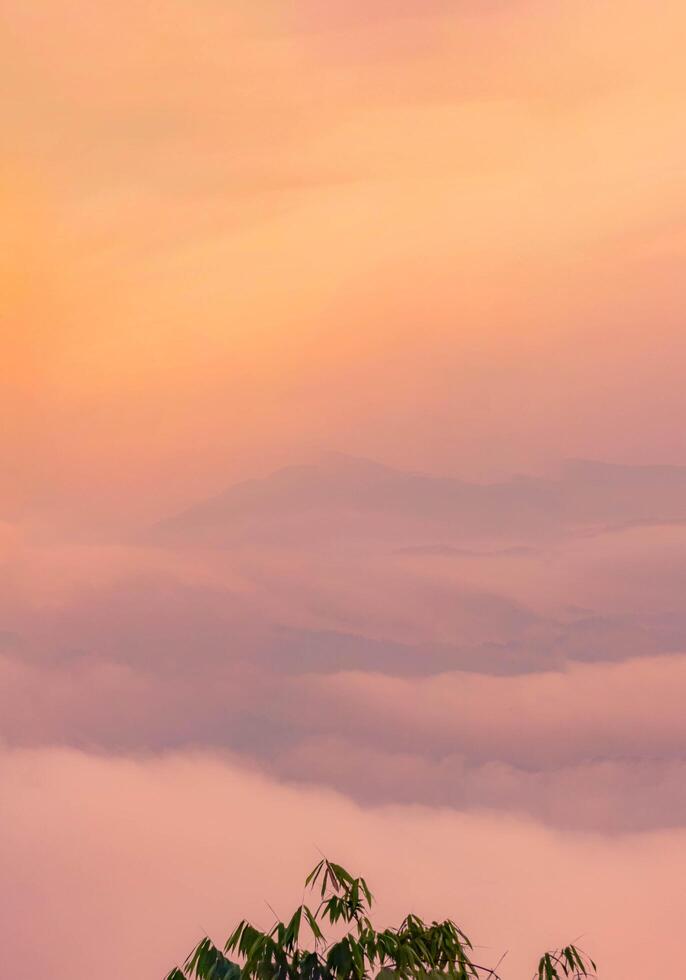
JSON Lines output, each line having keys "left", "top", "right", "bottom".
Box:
{"left": 150, "top": 453, "right": 686, "bottom": 549}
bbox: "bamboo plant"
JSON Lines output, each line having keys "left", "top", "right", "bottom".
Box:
{"left": 165, "top": 859, "right": 596, "bottom": 980}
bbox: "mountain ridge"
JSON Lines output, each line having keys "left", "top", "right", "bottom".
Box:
{"left": 148, "top": 453, "right": 686, "bottom": 547}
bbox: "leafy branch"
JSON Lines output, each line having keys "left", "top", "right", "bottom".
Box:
{"left": 165, "top": 859, "right": 597, "bottom": 980}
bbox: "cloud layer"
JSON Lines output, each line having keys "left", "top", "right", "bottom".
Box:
{"left": 3, "top": 457, "right": 686, "bottom": 836}
{"left": 2, "top": 745, "right": 683, "bottom": 980}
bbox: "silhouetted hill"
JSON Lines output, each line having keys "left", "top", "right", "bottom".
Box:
{"left": 149, "top": 454, "right": 686, "bottom": 548}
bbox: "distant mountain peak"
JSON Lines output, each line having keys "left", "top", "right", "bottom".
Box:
{"left": 559, "top": 457, "right": 686, "bottom": 480}
{"left": 307, "top": 450, "right": 417, "bottom": 478}
{"left": 147, "top": 454, "right": 686, "bottom": 549}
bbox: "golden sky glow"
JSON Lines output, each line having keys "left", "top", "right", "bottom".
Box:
{"left": 3, "top": 0, "right": 686, "bottom": 523}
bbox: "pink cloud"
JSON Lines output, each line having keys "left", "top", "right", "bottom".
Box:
{"left": 0, "top": 746, "right": 682, "bottom": 980}
{"left": 303, "top": 655, "right": 686, "bottom": 767}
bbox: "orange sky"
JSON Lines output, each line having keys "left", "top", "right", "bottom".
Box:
{"left": 3, "top": 0, "right": 686, "bottom": 525}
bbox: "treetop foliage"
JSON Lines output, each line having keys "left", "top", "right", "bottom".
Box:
{"left": 165, "top": 858, "right": 597, "bottom": 980}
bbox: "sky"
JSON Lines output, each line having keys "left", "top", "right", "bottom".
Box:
{"left": 2, "top": 1, "right": 686, "bottom": 977}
